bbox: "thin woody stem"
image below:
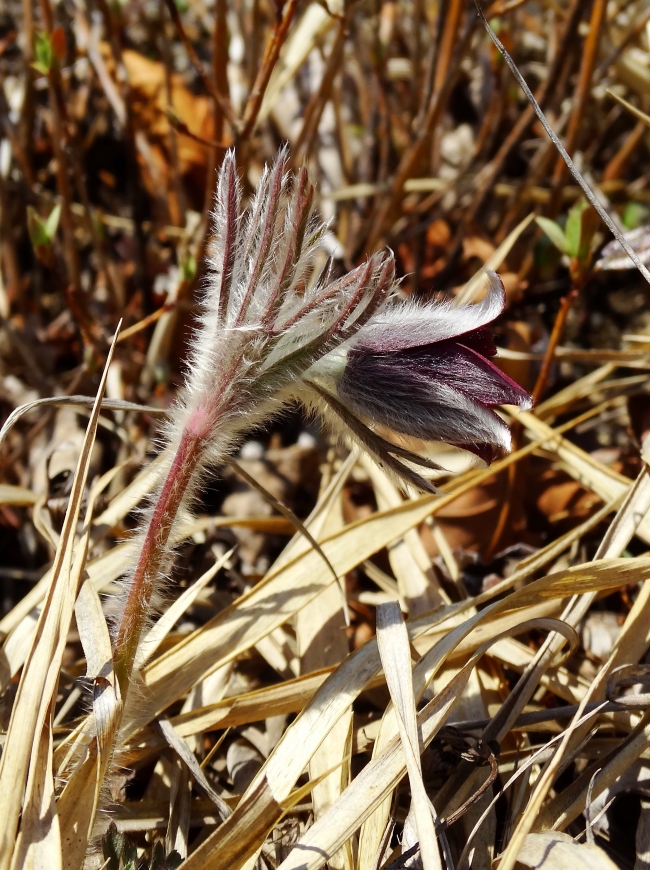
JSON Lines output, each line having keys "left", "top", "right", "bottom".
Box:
{"left": 532, "top": 288, "right": 579, "bottom": 404}
{"left": 113, "top": 426, "right": 206, "bottom": 693}
{"left": 238, "top": 0, "right": 300, "bottom": 143}
{"left": 161, "top": 0, "right": 234, "bottom": 126}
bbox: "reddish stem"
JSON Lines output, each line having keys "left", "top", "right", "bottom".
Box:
{"left": 486, "top": 286, "right": 579, "bottom": 560}
{"left": 113, "top": 426, "right": 206, "bottom": 692}
{"left": 238, "top": 0, "right": 300, "bottom": 144}
{"left": 532, "top": 287, "right": 579, "bottom": 405}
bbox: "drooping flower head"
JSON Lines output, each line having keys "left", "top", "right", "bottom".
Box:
{"left": 307, "top": 271, "right": 532, "bottom": 487}
{"left": 179, "top": 148, "right": 531, "bottom": 493}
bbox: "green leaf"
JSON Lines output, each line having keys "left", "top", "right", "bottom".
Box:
{"left": 150, "top": 842, "right": 166, "bottom": 870}
{"left": 45, "top": 202, "right": 61, "bottom": 240}
{"left": 623, "top": 202, "right": 650, "bottom": 230}
{"left": 535, "top": 216, "right": 568, "bottom": 254}
{"left": 148, "top": 841, "right": 182, "bottom": 870}
{"left": 33, "top": 31, "right": 52, "bottom": 74}
{"left": 122, "top": 834, "right": 138, "bottom": 867}
{"left": 101, "top": 822, "right": 124, "bottom": 870}
{"left": 181, "top": 253, "right": 196, "bottom": 282}
{"left": 27, "top": 204, "right": 60, "bottom": 253}
{"left": 27, "top": 207, "right": 50, "bottom": 250}
{"left": 565, "top": 199, "right": 589, "bottom": 259}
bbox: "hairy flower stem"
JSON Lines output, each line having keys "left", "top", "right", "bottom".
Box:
{"left": 108, "top": 150, "right": 532, "bottom": 703}
{"left": 113, "top": 425, "right": 207, "bottom": 694}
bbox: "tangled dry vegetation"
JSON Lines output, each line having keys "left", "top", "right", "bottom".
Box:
{"left": 3, "top": 0, "right": 650, "bottom": 868}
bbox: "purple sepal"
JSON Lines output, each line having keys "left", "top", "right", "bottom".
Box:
{"left": 339, "top": 275, "right": 532, "bottom": 462}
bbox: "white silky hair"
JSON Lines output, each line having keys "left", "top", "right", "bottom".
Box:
{"left": 104, "top": 150, "right": 538, "bottom": 834}
{"left": 337, "top": 373, "right": 514, "bottom": 453}
{"left": 142, "top": 148, "right": 526, "bottom": 515}
{"left": 357, "top": 270, "right": 506, "bottom": 352}
{"left": 115, "top": 148, "right": 399, "bottom": 645}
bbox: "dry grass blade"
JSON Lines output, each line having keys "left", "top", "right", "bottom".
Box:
{"left": 456, "top": 215, "right": 535, "bottom": 304}
{"left": 60, "top": 544, "right": 120, "bottom": 870}
{"left": 140, "top": 546, "right": 234, "bottom": 662}
{"left": 295, "top": 465, "right": 352, "bottom": 870}
{"left": 11, "top": 701, "right": 62, "bottom": 870}
{"left": 5, "top": 0, "right": 650, "bottom": 864}
{"left": 179, "top": 558, "right": 646, "bottom": 870}
{"left": 0, "top": 326, "right": 121, "bottom": 870}
{"left": 0, "top": 396, "right": 164, "bottom": 450}
{"left": 275, "top": 618, "right": 575, "bottom": 870}
{"left": 516, "top": 832, "right": 619, "bottom": 869}
{"left": 0, "top": 484, "right": 37, "bottom": 506}
{"left": 376, "top": 601, "right": 442, "bottom": 870}
{"left": 492, "top": 439, "right": 650, "bottom": 870}
{"left": 258, "top": 0, "right": 342, "bottom": 125}
{"left": 534, "top": 709, "right": 650, "bottom": 833}
{"left": 361, "top": 455, "right": 448, "bottom": 611}
{"left": 475, "top": 1, "right": 650, "bottom": 285}
{"left": 50, "top": 459, "right": 129, "bottom": 868}
{"left": 606, "top": 89, "right": 650, "bottom": 130}
{"left": 155, "top": 718, "right": 231, "bottom": 819}
{"left": 134, "top": 493, "right": 444, "bottom": 731}
{"left": 123, "top": 668, "right": 335, "bottom": 753}
{"left": 455, "top": 705, "right": 609, "bottom": 869}
{"left": 228, "top": 457, "right": 346, "bottom": 619}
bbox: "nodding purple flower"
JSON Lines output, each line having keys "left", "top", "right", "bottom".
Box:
{"left": 176, "top": 147, "right": 530, "bottom": 494}
{"left": 305, "top": 271, "right": 532, "bottom": 489}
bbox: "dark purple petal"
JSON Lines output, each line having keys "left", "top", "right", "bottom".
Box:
{"left": 338, "top": 350, "right": 517, "bottom": 459}
{"left": 468, "top": 442, "right": 500, "bottom": 464}
{"left": 456, "top": 326, "right": 497, "bottom": 357}
{"left": 336, "top": 320, "right": 533, "bottom": 461}
{"left": 397, "top": 340, "right": 532, "bottom": 409}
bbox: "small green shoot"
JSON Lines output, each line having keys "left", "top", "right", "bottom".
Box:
{"left": 536, "top": 216, "right": 569, "bottom": 256}
{"left": 27, "top": 203, "right": 61, "bottom": 267}
{"left": 623, "top": 202, "right": 650, "bottom": 230}
{"left": 536, "top": 200, "right": 600, "bottom": 282}
{"left": 181, "top": 252, "right": 197, "bottom": 282}
{"left": 32, "top": 27, "right": 66, "bottom": 74}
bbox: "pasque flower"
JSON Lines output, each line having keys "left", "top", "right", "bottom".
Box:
{"left": 113, "top": 149, "right": 531, "bottom": 688}
{"left": 307, "top": 269, "right": 532, "bottom": 484}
